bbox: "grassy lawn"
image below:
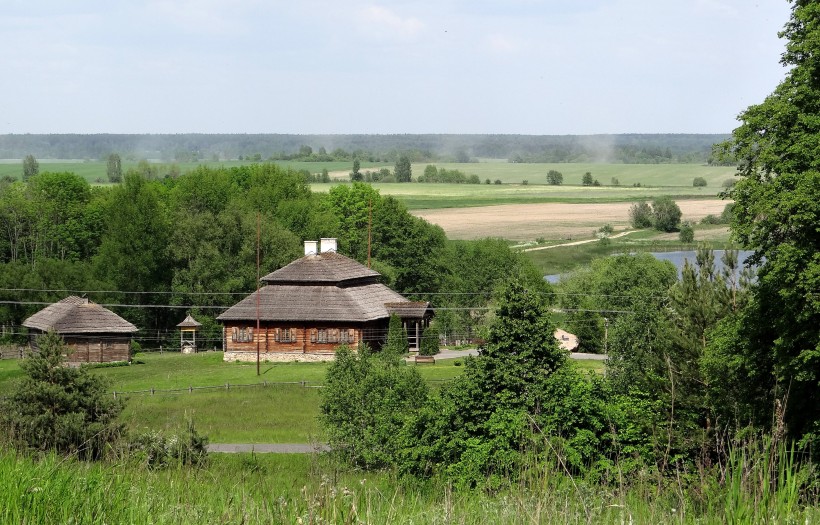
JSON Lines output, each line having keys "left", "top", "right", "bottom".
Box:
{"left": 1, "top": 351, "right": 606, "bottom": 442}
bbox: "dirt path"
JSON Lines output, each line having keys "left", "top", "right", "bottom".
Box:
{"left": 523, "top": 230, "right": 635, "bottom": 251}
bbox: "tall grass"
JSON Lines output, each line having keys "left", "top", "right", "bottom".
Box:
{"left": 2, "top": 436, "right": 816, "bottom": 524}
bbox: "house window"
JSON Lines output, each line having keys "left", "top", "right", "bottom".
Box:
{"left": 317, "top": 329, "right": 328, "bottom": 343}
{"left": 340, "top": 329, "right": 350, "bottom": 344}
{"left": 274, "top": 328, "right": 295, "bottom": 343}
{"left": 328, "top": 329, "right": 339, "bottom": 343}
{"left": 232, "top": 327, "right": 253, "bottom": 343}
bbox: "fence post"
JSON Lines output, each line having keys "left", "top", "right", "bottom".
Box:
{"left": 113, "top": 391, "right": 117, "bottom": 399}
{"left": 225, "top": 383, "right": 229, "bottom": 390}
{"left": 189, "top": 386, "right": 193, "bottom": 393}
{"left": 151, "top": 387, "right": 155, "bottom": 395}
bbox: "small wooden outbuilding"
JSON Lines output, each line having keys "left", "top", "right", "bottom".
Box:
{"left": 23, "top": 296, "right": 138, "bottom": 364}
{"left": 177, "top": 314, "right": 202, "bottom": 354}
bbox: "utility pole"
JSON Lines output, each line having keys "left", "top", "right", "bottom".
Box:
{"left": 256, "top": 212, "right": 261, "bottom": 376}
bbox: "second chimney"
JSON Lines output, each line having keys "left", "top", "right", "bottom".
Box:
{"left": 320, "top": 238, "right": 337, "bottom": 253}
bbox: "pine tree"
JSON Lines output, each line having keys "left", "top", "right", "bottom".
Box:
{"left": 0, "top": 332, "right": 124, "bottom": 459}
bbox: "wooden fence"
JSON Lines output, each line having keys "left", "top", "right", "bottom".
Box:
{"left": 110, "top": 380, "right": 323, "bottom": 399}
{"left": 0, "top": 346, "right": 28, "bottom": 360}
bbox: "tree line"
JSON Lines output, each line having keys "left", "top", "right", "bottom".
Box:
{"left": 0, "top": 165, "right": 545, "bottom": 347}
{"left": 0, "top": 133, "right": 727, "bottom": 165}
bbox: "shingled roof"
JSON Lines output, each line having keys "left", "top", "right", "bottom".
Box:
{"left": 218, "top": 283, "right": 411, "bottom": 323}
{"left": 219, "top": 250, "right": 430, "bottom": 324}
{"left": 23, "top": 296, "right": 138, "bottom": 334}
{"left": 260, "top": 251, "right": 381, "bottom": 285}
{"left": 176, "top": 314, "right": 202, "bottom": 328}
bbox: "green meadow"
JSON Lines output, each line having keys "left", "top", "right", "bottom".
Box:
{"left": 0, "top": 351, "right": 601, "bottom": 443}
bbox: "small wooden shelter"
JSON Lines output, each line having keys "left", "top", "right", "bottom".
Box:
{"left": 23, "top": 296, "right": 138, "bottom": 364}
{"left": 217, "top": 239, "right": 433, "bottom": 362}
{"left": 176, "top": 314, "right": 202, "bottom": 354}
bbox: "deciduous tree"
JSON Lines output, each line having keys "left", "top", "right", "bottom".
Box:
{"left": 394, "top": 155, "right": 412, "bottom": 182}
{"left": 22, "top": 155, "right": 38, "bottom": 181}
{"left": 715, "top": 0, "right": 820, "bottom": 445}
{"left": 107, "top": 153, "right": 122, "bottom": 183}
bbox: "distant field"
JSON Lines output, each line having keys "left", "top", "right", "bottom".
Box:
{"left": 414, "top": 199, "right": 728, "bottom": 241}
{"left": 312, "top": 181, "right": 726, "bottom": 209}
{"left": 329, "top": 162, "right": 738, "bottom": 187}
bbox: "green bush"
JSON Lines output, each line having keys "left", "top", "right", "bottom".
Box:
{"left": 651, "top": 196, "right": 682, "bottom": 232}
{"left": 629, "top": 201, "right": 653, "bottom": 228}
{"left": 128, "top": 419, "right": 209, "bottom": 469}
{"left": 419, "top": 324, "right": 440, "bottom": 356}
{"left": 384, "top": 314, "right": 409, "bottom": 356}
{"left": 693, "top": 176, "right": 708, "bottom": 187}
{"left": 320, "top": 346, "right": 428, "bottom": 469}
{"left": 679, "top": 221, "right": 695, "bottom": 242}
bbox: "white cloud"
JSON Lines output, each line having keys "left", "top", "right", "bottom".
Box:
{"left": 486, "top": 33, "right": 521, "bottom": 55}
{"left": 359, "top": 5, "right": 424, "bottom": 39}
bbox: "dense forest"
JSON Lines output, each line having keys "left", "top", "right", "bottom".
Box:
{"left": 0, "top": 133, "right": 727, "bottom": 164}
{"left": 0, "top": 165, "right": 545, "bottom": 349}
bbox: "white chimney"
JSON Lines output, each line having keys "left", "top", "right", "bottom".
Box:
{"left": 304, "top": 240, "right": 318, "bottom": 255}
{"left": 320, "top": 238, "right": 337, "bottom": 253}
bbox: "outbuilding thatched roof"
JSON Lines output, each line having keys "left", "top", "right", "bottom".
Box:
{"left": 23, "top": 296, "right": 138, "bottom": 334}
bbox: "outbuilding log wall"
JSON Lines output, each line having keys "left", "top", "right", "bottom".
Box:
{"left": 30, "top": 333, "right": 132, "bottom": 364}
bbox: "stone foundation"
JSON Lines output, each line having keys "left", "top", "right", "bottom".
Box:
{"left": 223, "top": 351, "right": 336, "bottom": 363}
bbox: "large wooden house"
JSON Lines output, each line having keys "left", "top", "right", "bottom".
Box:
{"left": 217, "top": 239, "right": 433, "bottom": 362}
{"left": 23, "top": 296, "right": 138, "bottom": 364}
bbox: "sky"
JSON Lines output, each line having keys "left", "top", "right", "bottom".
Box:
{"left": 0, "top": 0, "right": 793, "bottom": 135}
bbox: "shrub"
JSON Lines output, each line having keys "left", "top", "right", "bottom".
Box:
{"left": 419, "top": 324, "right": 440, "bottom": 356}
{"left": 522, "top": 180, "right": 528, "bottom": 185}
{"left": 128, "top": 419, "right": 209, "bottom": 469}
{"left": 494, "top": 179, "right": 502, "bottom": 185}
{"left": 611, "top": 177, "right": 620, "bottom": 186}
{"left": 582, "top": 172, "right": 593, "bottom": 186}
{"left": 651, "top": 196, "right": 682, "bottom": 232}
{"left": 693, "top": 176, "right": 708, "bottom": 187}
{"left": 320, "top": 345, "right": 428, "bottom": 469}
{"left": 629, "top": 201, "right": 653, "bottom": 228}
{"left": 679, "top": 221, "right": 695, "bottom": 242}
{"left": 0, "top": 332, "right": 124, "bottom": 459}
{"left": 485, "top": 178, "right": 491, "bottom": 184}
{"left": 384, "top": 314, "right": 409, "bottom": 356}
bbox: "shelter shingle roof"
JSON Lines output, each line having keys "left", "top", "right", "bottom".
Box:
{"left": 176, "top": 314, "right": 202, "bottom": 328}
{"left": 23, "top": 296, "right": 138, "bottom": 334}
